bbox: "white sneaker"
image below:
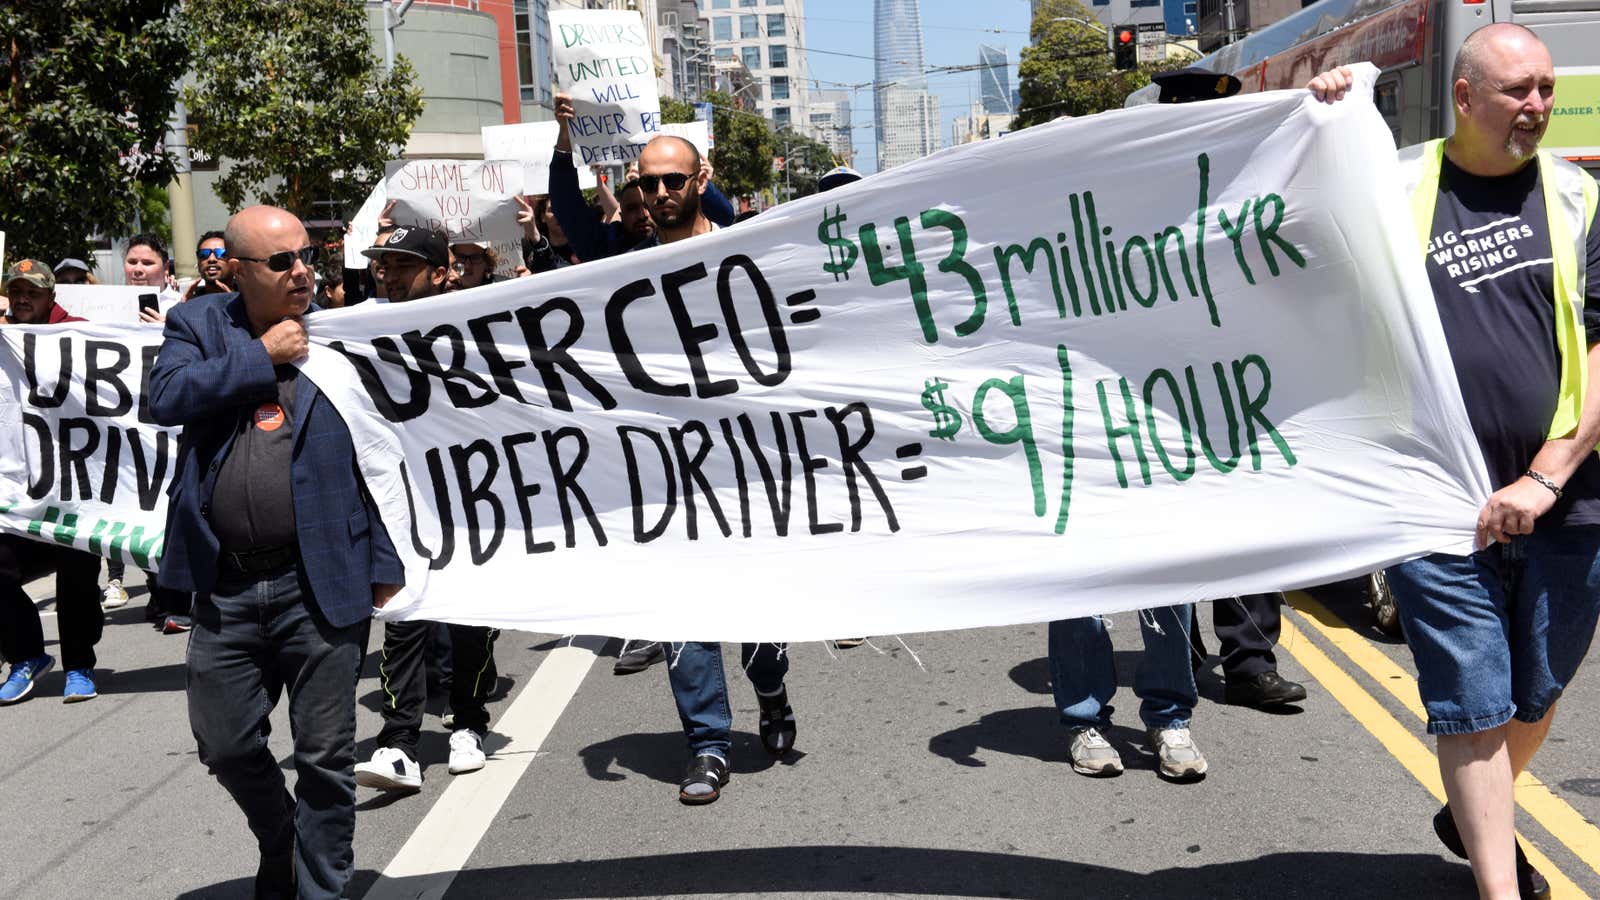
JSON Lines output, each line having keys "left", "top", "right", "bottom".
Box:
{"left": 448, "top": 729, "right": 486, "bottom": 775}
{"left": 355, "top": 746, "right": 422, "bottom": 791}
{"left": 1147, "top": 725, "right": 1208, "bottom": 782}
{"left": 101, "top": 579, "right": 128, "bottom": 610}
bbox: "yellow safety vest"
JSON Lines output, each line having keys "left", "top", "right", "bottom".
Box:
{"left": 1399, "top": 139, "right": 1599, "bottom": 439}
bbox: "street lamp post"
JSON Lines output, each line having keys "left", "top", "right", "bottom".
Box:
{"left": 383, "top": 0, "right": 418, "bottom": 73}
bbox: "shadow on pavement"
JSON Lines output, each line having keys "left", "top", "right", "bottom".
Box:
{"left": 96, "top": 662, "right": 188, "bottom": 694}
{"left": 578, "top": 730, "right": 795, "bottom": 784}
{"left": 175, "top": 849, "right": 1469, "bottom": 899}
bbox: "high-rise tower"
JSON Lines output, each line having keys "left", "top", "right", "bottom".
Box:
{"left": 874, "top": 0, "right": 937, "bottom": 170}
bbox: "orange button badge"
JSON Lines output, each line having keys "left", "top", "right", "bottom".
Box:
{"left": 254, "top": 402, "right": 286, "bottom": 432}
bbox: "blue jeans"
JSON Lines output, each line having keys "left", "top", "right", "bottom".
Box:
{"left": 1387, "top": 526, "right": 1600, "bottom": 736}
{"left": 666, "top": 642, "right": 788, "bottom": 758}
{"left": 1049, "top": 605, "right": 1197, "bottom": 730}
{"left": 187, "top": 566, "right": 370, "bottom": 900}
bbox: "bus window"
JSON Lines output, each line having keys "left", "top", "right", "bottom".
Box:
{"left": 1374, "top": 76, "right": 1403, "bottom": 144}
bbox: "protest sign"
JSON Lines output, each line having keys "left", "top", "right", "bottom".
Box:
{"left": 549, "top": 9, "right": 660, "bottom": 165}
{"left": 54, "top": 285, "right": 152, "bottom": 324}
{"left": 660, "top": 121, "right": 711, "bottom": 158}
{"left": 694, "top": 102, "right": 716, "bottom": 149}
{"left": 0, "top": 324, "right": 178, "bottom": 568}
{"left": 277, "top": 66, "right": 1489, "bottom": 642}
{"left": 344, "top": 181, "right": 389, "bottom": 270}
{"left": 481, "top": 121, "right": 599, "bottom": 194}
{"left": 384, "top": 159, "right": 527, "bottom": 279}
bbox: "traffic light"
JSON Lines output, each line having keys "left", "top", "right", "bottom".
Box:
{"left": 1112, "top": 25, "right": 1137, "bottom": 71}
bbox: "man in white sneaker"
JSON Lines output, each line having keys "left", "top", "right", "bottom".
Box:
{"left": 1047, "top": 605, "right": 1205, "bottom": 782}
{"left": 352, "top": 227, "right": 499, "bottom": 791}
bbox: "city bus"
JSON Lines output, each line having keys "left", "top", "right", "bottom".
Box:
{"left": 1125, "top": 0, "right": 1600, "bottom": 173}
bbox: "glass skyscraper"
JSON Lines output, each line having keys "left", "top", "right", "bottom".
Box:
{"left": 874, "top": 0, "right": 937, "bottom": 170}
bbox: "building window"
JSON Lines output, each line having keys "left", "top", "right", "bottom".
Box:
{"left": 773, "top": 106, "right": 791, "bottom": 127}
{"left": 766, "top": 13, "right": 785, "bottom": 35}
{"left": 712, "top": 0, "right": 730, "bottom": 7}
{"left": 714, "top": 46, "right": 733, "bottom": 60}
{"left": 513, "top": 0, "right": 552, "bottom": 108}
{"left": 742, "top": 46, "right": 761, "bottom": 69}
{"left": 713, "top": 16, "right": 732, "bottom": 39}
{"left": 768, "top": 43, "right": 787, "bottom": 68}
{"left": 740, "top": 14, "right": 758, "bottom": 37}
{"left": 740, "top": 0, "right": 757, "bottom": 6}
{"left": 771, "top": 75, "right": 789, "bottom": 99}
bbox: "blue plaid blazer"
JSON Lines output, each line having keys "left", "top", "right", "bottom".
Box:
{"left": 148, "top": 293, "right": 403, "bottom": 628}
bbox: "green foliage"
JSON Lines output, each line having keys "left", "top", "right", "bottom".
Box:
{"left": 1014, "top": 0, "right": 1172, "bottom": 128}
{"left": 775, "top": 128, "right": 835, "bottom": 199}
{"left": 0, "top": 1, "right": 190, "bottom": 261}
{"left": 136, "top": 182, "right": 173, "bottom": 247}
{"left": 660, "top": 96, "right": 695, "bottom": 125}
{"left": 182, "top": 0, "right": 424, "bottom": 218}
{"left": 698, "top": 91, "right": 777, "bottom": 202}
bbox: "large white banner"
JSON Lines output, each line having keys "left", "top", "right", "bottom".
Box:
{"left": 290, "top": 71, "right": 1488, "bottom": 641}
{"left": 550, "top": 9, "right": 660, "bottom": 165}
{"left": 0, "top": 324, "right": 177, "bottom": 569}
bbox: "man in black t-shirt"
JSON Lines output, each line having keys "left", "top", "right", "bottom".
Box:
{"left": 1313, "top": 26, "right": 1600, "bottom": 900}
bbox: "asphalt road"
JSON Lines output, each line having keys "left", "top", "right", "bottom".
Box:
{"left": 3, "top": 567, "right": 1599, "bottom": 899}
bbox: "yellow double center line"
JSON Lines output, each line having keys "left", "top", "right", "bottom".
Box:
{"left": 1280, "top": 591, "right": 1600, "bottom": 899}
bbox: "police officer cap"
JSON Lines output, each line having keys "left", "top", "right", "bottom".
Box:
{"left": 1151, "top": 67, "right": 1242, "bottom": 104}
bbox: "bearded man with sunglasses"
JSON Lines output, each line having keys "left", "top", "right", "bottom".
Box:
{"left": 148, "top": 205, "right": 404, "bottom": 900}
{"left": 619, "top": 135, "right": 802, "bottom": 805}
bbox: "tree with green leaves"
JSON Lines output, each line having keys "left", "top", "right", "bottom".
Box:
{"left": 1014, "top": 0, "right": 1173, "bottom": 128}
{"left": 0, "top": 1, "right": 190, "bottom": 262}
{"left": 182, "top": 0, "right": 423, "bottom": 219}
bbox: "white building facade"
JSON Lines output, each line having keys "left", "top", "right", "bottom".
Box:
{"left": 700, "top": 0, "right": 813, "bottom": 135}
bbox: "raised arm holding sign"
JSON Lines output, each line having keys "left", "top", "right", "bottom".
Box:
{"left": 548, "top": 9, "right": 660, "bottom": 166}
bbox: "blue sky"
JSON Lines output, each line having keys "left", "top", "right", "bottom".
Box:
{"left": 799, "top": 0, "right": 1035, "bottom": 173}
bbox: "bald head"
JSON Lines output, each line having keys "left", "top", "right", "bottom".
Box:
{"left": 225, "top": 205, "right": 308, "bottom": 259}
{"left": 224, "top": 205, "right": 314, "bottom": 331}
{"left": 638, "top": 136, "right": 708, "bottom": 240}
{"left": 1447, "top": 23, "right": 1554, "bottom": 175}
{"left": 1452, "top": 23, "right": 1548, "bottom": 91}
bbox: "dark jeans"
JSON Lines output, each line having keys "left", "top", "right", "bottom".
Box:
{"left": 1190, "top": 593, "right": 1283, "bottom": 680}
{"left": 374, "top": 620, "right": 497, "bottom": 758}
{"left": 0, "top": 535, "right": 102, "bottom": 669}
{"left": 666, "top": 642, "right": 789, "bottom": 758}
{"left": 187, "top": 565, "right": 369, "bottom": 900}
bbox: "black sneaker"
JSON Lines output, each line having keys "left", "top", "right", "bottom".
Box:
{"left": 757, "top": 686, "right": 796, "bottom": 756}
{"left": 1223, "top": 671, "right": 1307, "bottom": 708}
{"left": 613, "top": 641, "right": 666, "bottom": 675}
{"left": 1433, "top": 804, "right": 1550, "bottom": 899}
{"left": 678, "top": 753, "right": 730, "bottom": 805}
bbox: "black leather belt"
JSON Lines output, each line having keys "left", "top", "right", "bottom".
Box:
{"left": 220, "top": 544, "right": 299, "bottom": 575}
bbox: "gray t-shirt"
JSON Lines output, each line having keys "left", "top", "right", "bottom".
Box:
{"left": 210, "top": 366, "right": 299, "bottom": 551}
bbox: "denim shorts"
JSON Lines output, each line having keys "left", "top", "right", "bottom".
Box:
{"left": 1387, "top": 526, "right": 1600, "bottom": 736}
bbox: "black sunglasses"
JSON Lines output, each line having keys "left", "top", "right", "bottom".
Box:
{"left": 638, "top": 172, "right": 694, "bottom": 193}
{"left": 197, "top": 247, "right": 227, "bottom": 261}
{"left": 234, "top": 246, "right": 316, "bottom": 272}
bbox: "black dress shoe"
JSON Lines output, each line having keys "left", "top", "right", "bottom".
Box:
{"left": 1434, "top": 804, "right": 1550, "bottom": 899}
{"left": 1223, "top": 671, "right": 1307, "bottom": 708}
{"left": 613, "top": 641, "right": 666, "bottom": 675}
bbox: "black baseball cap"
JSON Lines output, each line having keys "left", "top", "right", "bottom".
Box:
{"left": 361, "top": 226, "right": 449, "bottom": 268}
{"left": 1151, "top": 67, "right": 1242, "bottom": 104}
